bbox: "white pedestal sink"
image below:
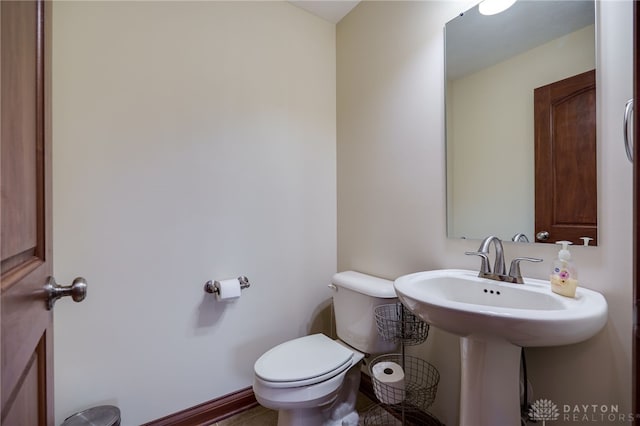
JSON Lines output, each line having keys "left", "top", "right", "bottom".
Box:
{"left": 394, "top": 269, "right": 608, "bottom": 426}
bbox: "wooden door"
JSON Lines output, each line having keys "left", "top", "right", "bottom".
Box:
{"left": 1, "top": 1, "right": 53, "bottom": 424}
{"left": 534, "top": 69, "right": 597, "bottom": 245}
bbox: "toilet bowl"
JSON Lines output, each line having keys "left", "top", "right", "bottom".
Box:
{"left": 253, "top": 334, "right": 364, "bottom": 426}
{"left": 253, "top": 271, "right": 398, "bottom": 426}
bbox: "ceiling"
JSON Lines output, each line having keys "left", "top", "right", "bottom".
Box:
{"left": 289, "top": 1, "right": 360, "bottom": 24}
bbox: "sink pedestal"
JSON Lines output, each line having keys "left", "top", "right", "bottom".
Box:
{"left": 460, "top": 337, "right": 521, "bottom": 426}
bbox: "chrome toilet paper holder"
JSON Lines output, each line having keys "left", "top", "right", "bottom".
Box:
{"left": 204, "top": 276, "right": 250, "bottom": 295}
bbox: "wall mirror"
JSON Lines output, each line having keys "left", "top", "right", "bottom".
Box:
{"left": 445, "top": 0, "right": 597, "bottom": 245}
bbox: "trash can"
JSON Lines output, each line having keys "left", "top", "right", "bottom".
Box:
{"left": 61, "top": 405, "right": 120, "bottom": 426}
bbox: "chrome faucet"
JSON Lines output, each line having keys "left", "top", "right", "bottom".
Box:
{"left": 466, "top": 235, "right": 542, "bottom": 284}
{"left": 511, "top": 233, "right": 529, "bottom": 243}
{"left": 478, "top": 235, "right": 506, "bottom": 275}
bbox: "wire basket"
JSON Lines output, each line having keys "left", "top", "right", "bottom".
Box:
{"left": 374, "top": 303, "right": 430, "bottom": 345}
{"left": 362, "top": 404, "right": 444, "bottom": 426}
{"left": 369, "top": 354, "right": 439, "bottom": 411}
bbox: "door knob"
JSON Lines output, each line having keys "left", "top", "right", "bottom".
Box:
{"left": 44, "top": 276, "right": 87, "bottom": 310}
{"left": 536, "top": 231, "right": 550, "bottom": 241}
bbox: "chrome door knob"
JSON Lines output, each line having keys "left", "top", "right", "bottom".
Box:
{"left": 536, "top": 231, "right": 550, "bottom": 241}
{"left": 44, "top": 276, "right": 87, "bottom": 310}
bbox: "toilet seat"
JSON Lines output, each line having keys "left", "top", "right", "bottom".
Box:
{"left": 254, "top": 334, "right": 354, "bottom": 388}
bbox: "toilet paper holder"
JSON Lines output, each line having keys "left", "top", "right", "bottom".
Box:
{"left": 204, "top": 276, "right": 250, "bottom": 295}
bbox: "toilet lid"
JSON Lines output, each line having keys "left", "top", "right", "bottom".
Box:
{"left": 254, "top": 334, "right": 354, "bottom": 386}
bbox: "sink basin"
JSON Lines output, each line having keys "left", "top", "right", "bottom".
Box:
{"left": 394, "top": 269, "right": 607, "bottom": 347}
{"left": 394, "top": 269, "right": 608, "bottom": 426}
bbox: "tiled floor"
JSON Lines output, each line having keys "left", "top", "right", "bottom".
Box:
{"left": 215, "top": 392, "right": 376, "bottom": 426}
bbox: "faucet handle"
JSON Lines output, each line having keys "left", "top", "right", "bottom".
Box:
{"left": 508, "top": 257, "right": 543, "bottom": 283}
{"left": 465, "top": 251, "right": 491, "bottom": 274}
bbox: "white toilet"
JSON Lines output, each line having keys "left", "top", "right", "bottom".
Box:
{"left": 253, "top": 271, "right": 398, "bottom": 426}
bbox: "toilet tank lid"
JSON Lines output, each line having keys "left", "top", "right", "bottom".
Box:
{"left": 331, "top": 271, "right": 396, "bottom": 298}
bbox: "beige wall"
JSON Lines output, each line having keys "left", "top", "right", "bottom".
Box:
{"left": 338, "top": 1, "right": 632, "bottom": 425}
{"left": 447, "top": 25, "right": 596, "bottom": 241}
{"left": 52, "top": 2, "right": 336, "bottom": 424}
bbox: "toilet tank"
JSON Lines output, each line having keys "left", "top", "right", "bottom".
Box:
{"left": 330, "top": 271, "right": 398, "bottom": 354}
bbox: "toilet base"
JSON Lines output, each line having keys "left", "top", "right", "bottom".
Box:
{"left": 277, "top": 408, "right": 359, "bottom": 426}
{"left": 276, "top": 407, "right": 357, "bottom": 426}
{"left": 274, "top": 359, "right": 362, "bottom": 426}
{"left": 277, "top": 408, "right": 325, "bottom": 426}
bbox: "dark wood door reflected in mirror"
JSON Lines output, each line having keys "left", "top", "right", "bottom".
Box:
{"left": 534, "top": 69, "right": 597, "bottom": 245}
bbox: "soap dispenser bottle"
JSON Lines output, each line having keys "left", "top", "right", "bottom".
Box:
{"left": 550, "top": 241, "right": 578, "bottom": 298}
